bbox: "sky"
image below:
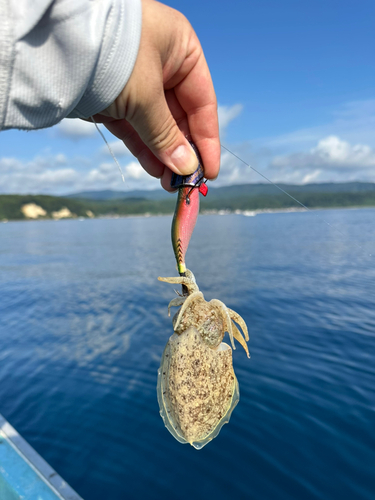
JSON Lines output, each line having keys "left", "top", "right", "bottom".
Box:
{"left": 0, "top": 0, "right": 374, "bottom": 195}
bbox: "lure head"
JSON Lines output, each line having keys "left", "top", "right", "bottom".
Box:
{"left": 171, "top": 142, "right": 205, "bottom": 276}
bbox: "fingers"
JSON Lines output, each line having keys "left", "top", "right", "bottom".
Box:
{"left": 99, "top": 97, "right": 185, "bottom": 192}
{"left": 173, "top": 51, "right": 221, "bottom": 180}
{"left": 102, "top": 118, "right": 166, "bottom": 179}
{"left": 160, "top": 166, "right": 174, "bottom": 191}
{"left": 164, "top": 89, "right": 190, "bottom": 137}
{"left": 164, "top": 88, "right": 220, "bottom": 181}
{"left": 125, "top": 84, "right": 199, "bottom": 178}
{"left": 98, "top": 0, "right": 220, "bottom": 188}
{"left": 113, "top": 1, "right": 199, "bottom": 178}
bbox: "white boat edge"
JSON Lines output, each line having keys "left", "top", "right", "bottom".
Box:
{"left": 0, "top": 413, "right": 84, "bottom": 500}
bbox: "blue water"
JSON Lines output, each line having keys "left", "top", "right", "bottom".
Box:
{"left": 0, "top": 210, "right": 374, "bottom": 500}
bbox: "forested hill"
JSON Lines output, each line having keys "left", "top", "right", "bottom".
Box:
{"left": 67, "top": 182, "right": 375, "bottom": 201}
{"left": 1, "top": 182, "right": 375, "bottom": 221}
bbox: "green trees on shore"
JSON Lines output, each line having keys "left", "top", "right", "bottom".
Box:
{"left": 2, "top": 188, "right": 375, "bottom": 221}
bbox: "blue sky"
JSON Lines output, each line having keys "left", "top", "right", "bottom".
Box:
{"left": 0, "top": 0, "right": 374, "bottom": 194}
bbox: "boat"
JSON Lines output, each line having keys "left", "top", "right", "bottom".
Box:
{"left": 0, "top": 413, "right": 83, "bottom": 500}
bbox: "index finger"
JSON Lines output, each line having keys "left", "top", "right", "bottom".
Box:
{"left": 174, "top": 51, "right": 220, "bottom": 180}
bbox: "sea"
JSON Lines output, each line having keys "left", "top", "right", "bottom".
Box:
{"left": 0, "top": 209, "right": 374, "bottom": 500}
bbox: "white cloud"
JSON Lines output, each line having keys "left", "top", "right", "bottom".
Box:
{"left": 0, "top": 154, "right": 67, "bottom": 174}
{"left": 55, "top": 153, "right": 67, "bottom": 164}
{"left": 255, "top": 99, "right": 375, "bottom": 154}
{"left": 268, "top": 136, "right": 375, "bottom": 184}
{"left": 0, "top": 167, "right": 79, "bottom": 193}
{"left": 100, "top": 140, "right": 132, "bottom": 157}
{"left": 0, "top": 154, "right": 159, "bottom": 195}
{"left": 123, "top": 161, "right": 150, "bottom": 180}
{"left": 271, "top": 136, "right": 375, "bottom": 170}
{"left": 0, "top": 157, "right": 23, "bottom": 173}
{"left": 312, "top": 136, "right": 375, "bottom": 167}
{"left": 218, "top": 104, "right": 243, "bottom": 135}
{"left": 217, "top": 150, "right": 248, "bottom": 184}
{"left": 55, "top": 118, "right": 97, "bottom": 138}
{"left": 333, "top": 99, "right": 375, "bottom": 122}
{"left": 208, "top": 142, "right": 259, "bottom": 187}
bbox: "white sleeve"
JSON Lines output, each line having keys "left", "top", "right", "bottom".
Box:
{"left": 0, "top": 0, "right": 142, "bottom": 130}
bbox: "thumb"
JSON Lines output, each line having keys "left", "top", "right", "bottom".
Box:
{"left": 126, "top": 88, "right": 199, "bottom": 176}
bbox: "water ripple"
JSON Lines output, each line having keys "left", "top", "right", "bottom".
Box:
{"left": 1, "top": 212, "right": 375, "bottom": 499}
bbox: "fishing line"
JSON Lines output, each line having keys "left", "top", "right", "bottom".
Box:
{"left": 221, "top": 144, "right": 372, "bottom": 257}
{"left": 90, "top": 116, "right": 126, "bottom": 185}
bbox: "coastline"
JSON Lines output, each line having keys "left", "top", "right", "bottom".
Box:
{"left": 2, "top": 204, "right": 373, "bottom": 224}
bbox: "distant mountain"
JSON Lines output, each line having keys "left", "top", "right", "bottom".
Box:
{"left": 66, "top": 189, "right": 171, "bottom": 201}
{"left": 67, "top": 182, "right": 375, "bottom": 201}
{"left": 209, "top": 182, "right": 375, "bottom": 198}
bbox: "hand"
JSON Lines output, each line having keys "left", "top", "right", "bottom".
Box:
{"left": 94, "top": 0, "right": 220, "bottom": 190}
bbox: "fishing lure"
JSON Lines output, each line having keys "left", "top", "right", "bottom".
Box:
{"left": 157, "top": 142, "right": 249, "bottom": 449}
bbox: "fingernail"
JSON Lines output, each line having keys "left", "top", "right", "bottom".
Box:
{"left": 170, "top": 144, "right": 198, "bottom": 175}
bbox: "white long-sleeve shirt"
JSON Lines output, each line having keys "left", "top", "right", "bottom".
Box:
{"left": 0, "top": 0, "right": 142, "bottom": 130}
